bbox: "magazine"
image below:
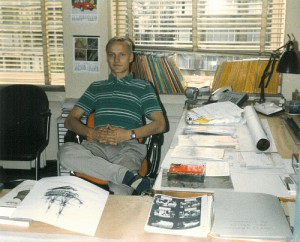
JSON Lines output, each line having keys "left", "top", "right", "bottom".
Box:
{"left": 144, "top": 194, "right": 213, "bottom": 238}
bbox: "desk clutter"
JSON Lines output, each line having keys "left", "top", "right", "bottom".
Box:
{"left": 0, "top": 100, "right": 298, "bottom": 241}
{"left": 155, "top": 101, "right": 295, "bottom": 194}
{"left": 153, "top": 100, "right": 298, "bottom": 239}
{"left": 144, "top": 192, "right": 292, "bottom": 240}
{"left": 0, "top": 179, "right": 293, "bottom": 241}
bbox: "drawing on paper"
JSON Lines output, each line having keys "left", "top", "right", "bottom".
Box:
{"left": 44, "top": 186, "right": 83, "bottom": 215}
{"left": 13, "top": 189, "right": 31, "bottom": 201}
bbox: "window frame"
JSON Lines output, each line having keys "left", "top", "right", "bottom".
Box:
{"left": 111, "top": 0, "right": 286, "bottom": 56}
{"left": 0, "top": 0, "right": 65, "bottom": 86}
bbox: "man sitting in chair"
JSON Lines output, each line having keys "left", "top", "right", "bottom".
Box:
{"left": 58, "top": 36, "right": 166, "bottom": 195}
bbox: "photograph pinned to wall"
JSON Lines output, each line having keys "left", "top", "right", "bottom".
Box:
{"left": 73, "top": 36, "right": 100, "bottom": 73}
{"left": 71, "top": 0, "right": 98, "bottom": 23}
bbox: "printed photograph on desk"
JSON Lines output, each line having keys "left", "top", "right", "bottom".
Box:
{"left": 144, "top": 194, "right": 212, "bottom": 238}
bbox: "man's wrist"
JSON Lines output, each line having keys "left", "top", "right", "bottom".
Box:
{"left": 86, "top": 128, "right": 93, "bottom": 138}
{"left": 130, "top": 129, "right": 136, "bottom": 140}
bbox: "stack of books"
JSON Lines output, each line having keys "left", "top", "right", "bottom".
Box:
{"left": 60, "top": 98, "right": 81, "bottom": 118}
{"left": 57, "top": 98, "right": 87, "bottom": 148}
{"left": 133, "top": 52, "right": 185, "bottom": 94}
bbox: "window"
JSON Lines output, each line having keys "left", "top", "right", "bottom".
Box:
{"left": 0, "top": 0, "right": 64, "bottom": 86}
{"left": 111, "top": 0, "right": 286, "bottom": 85}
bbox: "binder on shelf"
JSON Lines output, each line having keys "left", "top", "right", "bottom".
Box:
{"left": 133, "top": 52, "right": 185, "bottom": 94}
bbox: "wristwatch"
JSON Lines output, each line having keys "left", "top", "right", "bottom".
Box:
{"left": 130, "top": 129, "right": 136, "bottom": 140}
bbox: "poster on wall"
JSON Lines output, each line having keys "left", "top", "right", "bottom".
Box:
{"left": 71, "top": 0, "right": 98, "bottom": 23}
{"left": 73, "top": 36, "right": 100, "bottom": 73}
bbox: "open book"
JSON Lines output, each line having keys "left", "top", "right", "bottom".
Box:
{"left": 144, "top": 194, "right": 213, "bottom": 238}
{"left": 10, "top": 176, "right": 109, "bottom": 236}
{"left": 0, "top": 180, "right": 36, "bottom": 227}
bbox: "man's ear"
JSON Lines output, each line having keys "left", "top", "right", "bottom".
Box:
{"left": 129, "top": 53, "right": 134, "bottom": 63}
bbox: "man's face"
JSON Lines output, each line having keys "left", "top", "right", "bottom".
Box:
{"left": 106, "top": 41, "right": 133, "bottom": 79}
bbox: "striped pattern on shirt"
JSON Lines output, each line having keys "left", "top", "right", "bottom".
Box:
{"left": 76, "top": 73, "right": 163, "bottom": 129}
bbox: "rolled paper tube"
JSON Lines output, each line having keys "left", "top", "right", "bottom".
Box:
{"left": 256, "top": 138, "right": 270, "bottom": 151}
{"left": 244, "top": 105, "right": 270, "bottom": 151}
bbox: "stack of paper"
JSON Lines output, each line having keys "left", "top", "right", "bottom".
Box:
{"left": 185, "top": 101, "right": 244, "bottom": 125}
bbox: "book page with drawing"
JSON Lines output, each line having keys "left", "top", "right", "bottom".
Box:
{"left": 0, "top": 180, "right": 36, "bottom": 227}
{"left": 10, "top": 176, "right": 109, "bottom": 236}
{"left": 0, "top": 180, "right": 36, "bottom": 216}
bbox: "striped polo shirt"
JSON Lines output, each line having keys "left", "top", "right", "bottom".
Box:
{"left": 75, "top": 73, "right": 163, "bottom": 129}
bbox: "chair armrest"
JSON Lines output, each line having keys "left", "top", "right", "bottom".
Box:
{"left": 146, "top": 133, "right": 163, "bottom": 178}
{"left": 64, "top": 130, "right": 85, "bottom": 144}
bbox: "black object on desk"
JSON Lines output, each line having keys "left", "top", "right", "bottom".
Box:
{"left": 286, "top": 117, "right": 300, "bottom": 140}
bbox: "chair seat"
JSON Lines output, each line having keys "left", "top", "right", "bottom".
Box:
{"left": 72, "top": 158, "right": 148, "bottom": 186}
{"left": 0, "top": 137, "right": 43, "bottom": 160}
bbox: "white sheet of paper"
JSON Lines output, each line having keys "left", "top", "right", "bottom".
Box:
{"left": 177, "top": 135, "right": 238, "bottom": 148}
{"left": 231, "top": 172, "right": 291, "bottom": 198}
{"left": 205, "top": 161, "right": 230, "bottom": 176}
{"left": 171, "top": 146, "right": 225, "bottom": 160}
{"left": 240, "top": 152, "right": 284, "bottom": 169}
{"left": 11, "top": 176, "right": 109, "bottom": 236}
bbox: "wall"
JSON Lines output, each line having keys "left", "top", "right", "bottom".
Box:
{"left": 44, "top": 0, "right": 300, "bottom": 164}
{"left": 62, "top": 0, "right": 109, "bottom": 98}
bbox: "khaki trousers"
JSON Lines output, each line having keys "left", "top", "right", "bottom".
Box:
{"left": 58, "top": 140, "right": 147, "bottom": 195}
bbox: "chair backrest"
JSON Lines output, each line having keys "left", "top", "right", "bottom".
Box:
{"left": 0, "top": 84, "right": 51, "bottom": 159}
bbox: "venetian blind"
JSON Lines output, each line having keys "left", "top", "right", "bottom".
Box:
{"left": 0, "top": 0, "right": 64, "bottom": 85}
{"left": 111, "top": 0, "right": 286, "bottom": 54}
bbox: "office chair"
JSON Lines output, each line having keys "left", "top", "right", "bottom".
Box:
{"left": 0, "top": 84, "right": 51, "bottom": 181}
{"left": 63, "top": 113, "right": 163, "bottom": 192}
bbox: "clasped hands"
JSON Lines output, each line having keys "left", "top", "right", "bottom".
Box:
{"left": 92, "top": 124, "right": 129, "bottom": 145}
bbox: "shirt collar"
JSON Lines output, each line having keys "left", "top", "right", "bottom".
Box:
{"left": 108, "top": 73, "right": 133, "bottom": 83}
